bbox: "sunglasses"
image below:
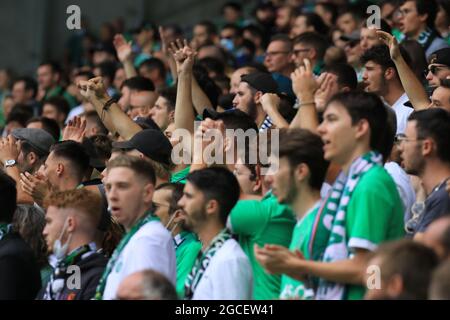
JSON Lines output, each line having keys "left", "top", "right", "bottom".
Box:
{"left": 427, "top": 64, "right": 449, "bottom": 75}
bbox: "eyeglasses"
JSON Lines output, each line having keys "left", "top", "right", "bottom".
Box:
{"left": 265, "top": 51, "right": 291, "bottom": 57}
{"left": 394, "top": 134, "right": 424, "bottom": 144}
{"left": 152, "top": 202, "right": 170, "bottom": 211}
{"left": 292, "top": 48, "right": 311, "bottom": 55}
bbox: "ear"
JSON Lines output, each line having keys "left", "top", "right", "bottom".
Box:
{"left": 254, "top": 91, "right": 263, "bottom": 104}
{"left": 66, "top": 215, "right": 77, "bottom": 233}
{"left": 205, "top": 199, "right": 219, "bottom": 217}
{"left": 294, "top": 163, "right": 309, "bottom": 184}
{"left": 172, "top": 209, "right": 185, "bottom": 224}
{"left": 27, "top": 151, "right": 37, "bottom": 166}
{"left": 421, "top": 138, "right": 434, "bottom": 157}
{"left": 418, "top": 12, "right": 428, "bottom": 24}
{"left": 386, "top": 274, "right": 404, "bottom": 298}
{"left": 224, "top": 136, "right": 233, "bottom": 153}
{"left": 251, "top": 166, "right": 263, "bottom": 193}
{"left": 309, "top": 48, "right": 317, "bottom": 61}
{"left": 354, "top": 118, "right": 370, "bottom": 141}
{"left": 384, "top": 67, "right": 396, "bottom": 81}
{"left": 56, "top": 163, "right": 64, "bottom": 177}
{"left": 143, "top": 183, "right": 155, "bottom": 205}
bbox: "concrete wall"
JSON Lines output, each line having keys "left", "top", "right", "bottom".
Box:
{"left": 0, "top": 0, "right": 230, "bottom": 76}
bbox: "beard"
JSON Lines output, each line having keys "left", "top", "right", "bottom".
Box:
{"left": 246, "top": 100, "right": 258, "bottom": 122}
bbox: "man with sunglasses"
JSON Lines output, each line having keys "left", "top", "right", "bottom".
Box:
{"left": 426, "top": 48, "right": 450, "bottom": 89}
{"left": 398, "top": 108, "right": 450, "bottom": 238}
{"left": 291, "top": 32, "right": 329, "bottom": 76}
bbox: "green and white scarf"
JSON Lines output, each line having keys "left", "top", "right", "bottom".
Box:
{"left": 316, "top": 151, "right": 383, "bottom": 300}
{"left": 184, "top": 228, "right": 232, "bottom": 300}
{"left": 0, "top": 224, "right": 12, "bottom": 241}
{"left": 94, "top": 213, "right": 158, "bottom": 300}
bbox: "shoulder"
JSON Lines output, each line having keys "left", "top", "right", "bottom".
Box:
{"left": 357, "top": 165, "right": 396, "bottom": 191}
{"left": 214, "top": 239, "right": 249, "bottom": 264}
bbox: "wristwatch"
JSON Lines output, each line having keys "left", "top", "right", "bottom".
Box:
{"left": 4, "top": 159, "right": 17, "bottom": 168}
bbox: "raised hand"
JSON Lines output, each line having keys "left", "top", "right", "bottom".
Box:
{"left": 260, "top": 93, "right": 281, "bottom": 114}
{"left": 77, "top": 77, "right": 108, "bottom": 101}
{"left": 20, "top": 172, "right": 51, "bottom": 206}
{"left": 63, "top": 116, "right": 86, "bottom": 143}
{"left": 169, "top": 39, "right": 197, "bottom": 74}
{"left": 113, "top": 34, "right": 133, "bottom": 63}
{"left": 314, "top": 73, "right": 339, "bottom": 112}
{"left": 377, "top": 30, "right": 400, "bottom": 61}
{"left": 0, "top": 136, "right": 19, "bottom": 163}
{"left": 291, "top": 59, "right": 319, "bottom": 101}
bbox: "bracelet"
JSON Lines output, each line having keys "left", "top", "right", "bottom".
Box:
{"left": 299, "top": 101, "right": 316, "bottom": 107}
{"left": 101, "top": 97, "right": 116, "bottom": 121}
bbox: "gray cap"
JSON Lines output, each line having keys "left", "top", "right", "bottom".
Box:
{"left": 11, "top": 128, "right": 56, "bottom": 154}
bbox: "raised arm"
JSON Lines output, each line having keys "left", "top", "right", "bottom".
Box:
{"left": 377, "top": 31, "right": 430, "bottom": 111}
{"left": 77, "top": 77, "right": 141, "bottom": 140}
{"left": 171, "top": 39, "right": 197, "bottom": 134}
{"left": 113, "top": 34, "right": 138, "bottom": 79}
{"left": 159, "top": 26, "right": 178, "bottom": 84}
{"left": 290, "top": 59, "right": 320, "bottom": 132}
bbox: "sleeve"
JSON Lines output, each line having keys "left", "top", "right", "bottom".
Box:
{"left": 346, "top": 175, "right": 398, "bottom": 252}
{"left": 229, "top": 200, "right": 269, "bottom": 236}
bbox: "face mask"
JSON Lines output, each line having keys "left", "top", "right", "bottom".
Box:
{"left": 165, "top": 213, "right": 179, "bottom": 234}
{"left": 53, "top": 218, "right": 73, "bottom": 261}
{"left": 220, "top": 38, "right": 235, "bottom": 52}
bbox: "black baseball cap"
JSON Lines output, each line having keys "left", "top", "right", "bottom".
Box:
{"left": 112, "top": 129, "right": 172, "bottom": 165}
{"left": 429, "top": 48, "right": 450, "bottom": 67}
{"left": 241, "top": 72, "right": 278, "bottom": 94}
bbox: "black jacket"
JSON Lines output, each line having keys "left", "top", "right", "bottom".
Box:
{"left": 0, "top": 232, "right": 41, "bottom": 300}
{"left": 37, "top": 251, "right": 108, "bottom": 300}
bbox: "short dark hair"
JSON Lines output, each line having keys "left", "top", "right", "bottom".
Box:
{"left": 222, "top": 1, "right": 242, "bottom": 13}
{"left": 155, "top": 183, "right": 185, "bottom": 215}
{"left": 193, "top": 65, "right": 221, "bottom": 108}
{"left": 361, "top": 44, "right": 411, "bottom": 79}
{"left": 6, "top": 104, "right": 33, "bottom": 126}
{"left": 138, "top": 58, "right": 166, "bottom": 79}
{"left": 221, "top": 23, "right": 242, "bottom": 37}
{"left": 26, "top": 117, "right": 61, "bottom": 141}
{"left": 186, "top": 167, "right": 240, "bottom": 225}
{"left": 279, "top": 129, "right": 329, "bottom": 190}
{"left": 85, "top": 111, "right": 109, "bottom": 135}
{"left": 43, "top": 96, "right": 70, "bottom": 119}
{"left": 293, "top": 32, "right": 329, "bottom": 62}
{"left": 50, "top": 141, "right": 90, "bottom": 182}
{"left": 13, "top": 76, "right": 38, "bottom": 99}
{"left": 408, "top": 108, "right": 450, "bottom": 164}
{"left": 269, "top": 34, "right": 293, "bottom": 51}
{"left": 327, "top": 91, "right": 388, "bottom": 155}
{"left": 198, "top": 57, "right": 225, "bottom": 77}
{"left": 374, "top": 239, "right": 438, "bottom": 299}
{"left": 324, "top": 63, "right": 358, "bottom": 90}
{"left": 401, "top": 0, "right": 439, "bottom": 29}
{"left": 0, "top": 172, "right": 17, "bottom": 223}
{"left": 215, "top": 109, "right": 258, "bottom": 131}
{"left": 107, "top": 155, "right": 156, "bottom": 185}
{"left": 315, "top": 2, "right": 338, "bottom": 25}
{"left": 140, "top": 270, "right": 178, "bottom": 300}
{"left": 39, "top": 61, "right": 62, "bottom": 75}
{"left": 122, "top": 76, "right": 155, "bottom": 92}
{"left": 195, "top": 21, "right": 218, "bottom": 36}
{"left": 96, "top": 61, "right": 117, "bottom": 83}
{"left": 157, "top": 86, "right": 177, "bottom": 112}
{"left": 298, "top": 12, "right": 329, "bottom": 35}
{"left": 74, "top": 70, "right": 95, "bottom": 80}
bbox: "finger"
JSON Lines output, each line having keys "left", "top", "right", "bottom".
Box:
{"left": 303, "top": 59, "right": 311, "bottom": 73}
{"left": 183, "top": 39, "right": 189, "bottom": 48}
{"left": 176, "top": 38, "right": 184, "bottom": 50}
{"left": 80, "top": 118, "right": 87, "bottom": 131}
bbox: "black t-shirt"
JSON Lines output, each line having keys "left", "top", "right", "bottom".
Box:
{"left": 416, "top": 180, "right": 450, "bottom": 233}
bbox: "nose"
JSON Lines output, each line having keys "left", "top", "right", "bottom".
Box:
{"left": 317, "top": 122, "right": 326, "bottom": 136}
{"left": 426, "top": 71, "right": 433, "bottom": 81}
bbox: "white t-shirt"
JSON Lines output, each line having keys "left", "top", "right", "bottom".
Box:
{"left": 384, "top": 162, "right": 416, "bottom": 223}
{"left": 192, "top": 238, "right": 253, "bottom": 300}
{"left": 102, "top": 220, "right": 177, "bottom": 300}
{"left": 391, "top": 93, "right": 414, "bottom": 134}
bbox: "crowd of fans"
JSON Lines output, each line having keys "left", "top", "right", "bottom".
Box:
{"left": 1, "top": 0, "right": 450, "bottom": 300}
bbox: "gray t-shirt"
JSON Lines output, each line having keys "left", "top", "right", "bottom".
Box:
{"left": 416, "top": 179, "right": 450, "bottom": 233}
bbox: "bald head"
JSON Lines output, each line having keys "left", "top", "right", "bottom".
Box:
{"left": 117, "top": 270, "right": 177, "bottom": 300}
{"left": 421, "top": 216, "right": 450, "bottom": 260}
